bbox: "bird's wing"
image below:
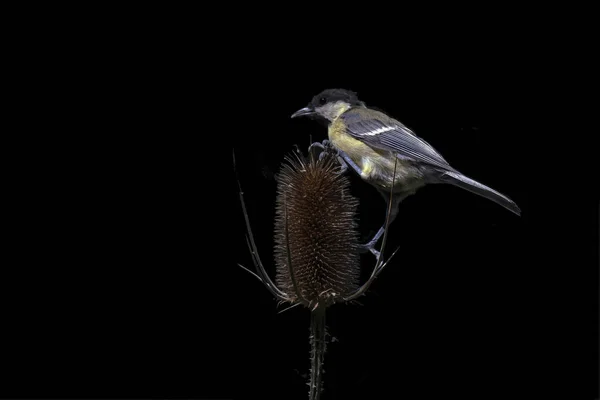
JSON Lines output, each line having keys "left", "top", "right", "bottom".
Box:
{"left": 341, "top": 109, "right": 457, "bottom": 172}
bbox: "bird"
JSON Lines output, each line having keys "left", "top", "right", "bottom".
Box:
{"left": 291, "top": 88, "right": 521, "bottom": 256}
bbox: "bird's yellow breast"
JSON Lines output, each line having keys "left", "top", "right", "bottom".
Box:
{"left": 328, "top": 117, "right": 425, "bottom": 193}
{"left": 328, "top": 119, "right": 379, "bottom": 165}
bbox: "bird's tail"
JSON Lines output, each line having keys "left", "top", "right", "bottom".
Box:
{"left": 437, "top": 170, "right": 521, "bottom": 216}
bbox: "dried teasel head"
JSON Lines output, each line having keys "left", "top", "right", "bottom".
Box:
{"left": 273, "top": 147, "right": 361, "bottom": 309}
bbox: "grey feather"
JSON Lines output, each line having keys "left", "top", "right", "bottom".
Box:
{"left": 437, "top": 171, "right": 521, "bottom": 216}
{"left": 343, "top": 111, "right": 455, "bottom": 172}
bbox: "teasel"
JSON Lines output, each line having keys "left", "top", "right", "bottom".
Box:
{"left": 273, "top": 145, "right": 363, "bottom": 309}
{"left": 235, "top": 144, "right": 399, "bottom": 400}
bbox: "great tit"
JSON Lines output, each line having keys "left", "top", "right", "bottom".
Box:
{"left": 291, "top": 88, "right": 521, "bottom": 255}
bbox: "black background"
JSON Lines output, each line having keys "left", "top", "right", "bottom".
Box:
{"left": 2, "top": 9, "right": 598, "bottom": 400}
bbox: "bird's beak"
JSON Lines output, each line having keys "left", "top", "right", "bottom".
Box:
{"left": 291, "top": 107, "right": 315, "bottom": 118}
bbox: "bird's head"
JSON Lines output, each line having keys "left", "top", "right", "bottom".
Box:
{"left": 291, "top": 88, "right": 365, "bottom": 123}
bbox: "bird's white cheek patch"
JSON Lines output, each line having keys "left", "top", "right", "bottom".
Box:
{"left": 361, "top": 126, "right": 397, "bottom": 136}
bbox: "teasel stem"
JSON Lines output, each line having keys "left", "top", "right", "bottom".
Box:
{"left": 309, "top": 305, "right": 327, "bottom": 400}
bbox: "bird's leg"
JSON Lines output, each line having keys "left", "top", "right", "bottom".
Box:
{"left": 358, "top": 192, "right": 404, "bottom": 258}
{"left": 335, "top": 149, "right": 362, "bottom": 176}
{"left": 336, "top": 157, "right": 348, "bottom": 174}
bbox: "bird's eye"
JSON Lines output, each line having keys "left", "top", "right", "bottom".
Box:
{"left": 319, "top": 97, "right": 327, "bottom": 105}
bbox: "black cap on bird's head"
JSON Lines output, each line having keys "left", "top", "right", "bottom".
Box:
{"left": 308, "top": 88, "right": 363, "bottom": 109}
{"left": 291, "top": 88, "right": 364, "bottom": 120}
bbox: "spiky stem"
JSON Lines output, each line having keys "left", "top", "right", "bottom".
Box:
{"left": 309, "top": 306, "right": 327, "bottom": 400}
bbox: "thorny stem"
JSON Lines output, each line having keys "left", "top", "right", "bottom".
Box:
{"left": 309, "top": 306, "right": 327, "bottom": 400}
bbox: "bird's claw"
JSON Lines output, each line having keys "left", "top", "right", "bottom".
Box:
{"left": 308, "top": 141, "right": 326, "bottom": 161}
{"left": 308, "top": 141, "right": 348, "bottom": 174}
{"left": 358, "top": 241, "right": 381, "bottom": 259}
